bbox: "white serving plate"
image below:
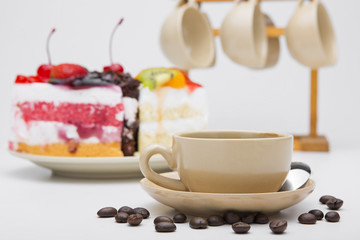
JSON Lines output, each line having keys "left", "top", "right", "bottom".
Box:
{"left": 10, "top": 150, "right": 170, "bottom": 179}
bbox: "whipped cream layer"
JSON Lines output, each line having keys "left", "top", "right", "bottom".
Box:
{"left": 123, "top": 97, "right": 139, "bottom": 126}
{"left": 139, "top": 117, "right": 207, "bottom": 136}
{"left": 12, "top": 119, "right": 122, "bottom": 145}
{"left": 139, "top": 86, "right": 208, "bottom": 124}
{"left": 13, "top": 83, "right": 123, "bottom": 106}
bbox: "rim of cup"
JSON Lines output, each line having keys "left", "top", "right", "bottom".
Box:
{"left": 174, "top": 130, "right": 292, "bottom": 141}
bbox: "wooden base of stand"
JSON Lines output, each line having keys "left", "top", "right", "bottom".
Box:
{"left": 293, "top": 135, "right": 329, "bottom": 152}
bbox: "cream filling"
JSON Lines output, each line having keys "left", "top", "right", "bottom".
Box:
{"left": 139, "top": 117, "right": 207, "bottom": 136}
{"left": 12, "top": 119, "right": 121, "bottom": 145}
{"left": 139, "top": 86, "right": 208, "bottom": 115}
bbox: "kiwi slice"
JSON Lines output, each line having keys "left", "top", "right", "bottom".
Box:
{"left": 137, "top": 68, "right": 177, "bottom": 90}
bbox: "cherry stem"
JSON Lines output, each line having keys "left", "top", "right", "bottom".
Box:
{"left": 47, "top": 28, "right": 56, "bottom": 65}
{"left": 109, "top": 18, "right": 124, "bottom": 65}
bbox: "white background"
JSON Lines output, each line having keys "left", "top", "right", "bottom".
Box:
{"left": 0, "top": 0, "right": 359, "bottom": 239}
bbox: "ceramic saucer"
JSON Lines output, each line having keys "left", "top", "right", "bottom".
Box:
{"left": 140, "top": 171, "right": 315, "bottom": 216}
{"left": 9, "top": 150, "right": 170, "bottom": 179}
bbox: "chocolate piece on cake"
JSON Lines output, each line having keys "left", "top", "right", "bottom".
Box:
{"left": 101, "top": 70, "right": 140, "bottom": 156}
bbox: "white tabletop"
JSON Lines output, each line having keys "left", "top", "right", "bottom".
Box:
{"left": 0, "top": 147, "right": 358, "bottom": 239}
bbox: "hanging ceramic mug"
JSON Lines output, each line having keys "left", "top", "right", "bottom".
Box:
{"left": 220, "top": 0, "right": 268, "bottom": 68}
{"left": 286, "top": 0, "right": 337, "bottom": 68}
{"left": 160, "top": 0, "right": 216, "bottom": 70}
{"left": 263, "top": 14, "right": 280, "bottom": 68}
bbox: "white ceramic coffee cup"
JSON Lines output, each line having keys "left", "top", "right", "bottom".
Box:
{"left": 220, "top": 0, "right": 268, "bottom": 68}
{"left": 140, "top": 130, "right": 293, "bottom": 193}
{"left": 160, "top": 0, "right": 216, "bottom": 70}
{"left": 286, "top": 0, "right": 337, "bottom": 68}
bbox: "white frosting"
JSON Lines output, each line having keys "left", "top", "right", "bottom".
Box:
{"left": 123, "top": 97, "right": 139, "bottom": 125}
{"left": 13, "top": 83, "right": 123, "bottom": 106}
{"left": 12, "top": 119, "right": 121, "bottom": 145}
{"left": 139, "top": 86, "right": 208, "bottom": 115}
{"left": 139, "top": 86, "right": 157, "bottom": 107}
{"left": 139, "top": 117, "right": 207, "bottom": 136}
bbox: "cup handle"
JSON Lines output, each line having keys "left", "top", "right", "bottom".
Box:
{"left": 290, "top": 162, "right": 311, "bottom": 174}
{"left": 139, "top": 144, "right": 187, "bottom": 191}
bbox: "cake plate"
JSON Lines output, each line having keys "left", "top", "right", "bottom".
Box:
{"left": 9, "top": 150, "right": 170, "bottom": 179}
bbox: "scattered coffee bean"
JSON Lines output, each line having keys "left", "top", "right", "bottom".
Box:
{"left": 269, "top": 219, "right": 287, "bottom": 234}
{"left": 319, "top": 195, "right": 336, "bottom": 204}
{"left": 254, "top": 213, "right": 269, "bottom": 224}
{"left": 298, "top": 213, "right": 317, "bottom": 224}
{"left": 127, "top": 213, "right": 143, "bottom": 226}
{"left": 118, "top": 206, "right": 135, "bottom": 215}
{"left": 325, "top": 212, "right": 340, "bottom": 222}
{"left": 97, "top": 207, "right": 117, "bottom": 218}
{"left": 207, "top": 215, "right": 225, "bottom": 226}
{"left": 134, "top": 207, "right": 150, "bottom": 219}
{"left": 190, "top": 217, "right": 208, "bottom": 229}
{"left": 326, "top": 198, "right": 343, "bottom": 210}
{"left": 242, "top": 213, "right": 256, "bottom": 224}
{"left": 155, "top": 222, "right": 177, "bottom": 232}
{"left": 232, "top": 222, "right": 251, "bottom": 234}
{"left": 308, "top": 209, "right": 324, "bottom": 220}
{"left": 154, "top": 216, "right": 173, "bottom": 225}
{"left": 173, "top": 213, "right": 187, "bottom": 223}
{"left": 224, "top": 211, "right": 240, "bottom": 224}
{"left": 115, "top": 212, "right": 129, "bottom": 223}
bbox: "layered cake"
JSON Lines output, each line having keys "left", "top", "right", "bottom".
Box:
{"left": 9, "top": 63, "right": 139, "bottom": 157}
{"left": 9, "top": 66, "right": 206, "bottom": 157}
{"left": 136, "top": 68, "right": 208, "bottom": 152}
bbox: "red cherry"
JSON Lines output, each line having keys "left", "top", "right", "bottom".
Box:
{"left": 15, "top": 75, "right": 32, "bottom": 84}
{"left": 107, "top": 18, "right": 125, "bottom": 71}
{"left": 50, "top": 63, "right": 88, "bottom": 81}
{"left": 29, "top": 76, "right": 44, "bottom": 83}
{"left": 37, "top": 64, "right": 53, "bottom": 79}
{"left": 103, "top": 63, "right": 124, "bottom": 73}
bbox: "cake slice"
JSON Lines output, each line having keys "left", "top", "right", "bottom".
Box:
{"left": 9, "top": 64, "right": 129, "bottom": 157}
{"left": 136, "top": 68, "right": 208, "bottom": 151}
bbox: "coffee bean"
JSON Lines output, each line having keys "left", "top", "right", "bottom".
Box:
{"left": 173, "top": 213, "right": 187, "bottom": 223}
{"left": 207, "top": 215, "right": 225, "bottom": 226}
{"left": 254, "top": 213, "right": 269, "bottom": 224}
{"left": 97, "top": 207, "right": 117, "bottom": 218}
{"left": 269, "top": 219, "right": 287, "bottom": 234}
{"left": 232, "top": 222, "right": 251, "bottom": 234}
{"left": 319, "top": 195, "right": 336, "bottom": 204}
{"left": 189, "top": 217, "right": 208, "bottom": 229}
{"left": 326, "top": 198, "right": 343, "bottom": 210}
{"left": 325, "top": 212, "right": 340, "bottom": 222}
{"left": 127, "top": 213, "right": 143, "bottom": 226}
{"left": 224, "top": 211, "right": 240, "bottom": 224}
{"left": 308, "top": 209, "right": 324, "bottom": 220}
{"left": 298, "top": 213, "right": 317, "bottom": 224}
{"left": 154, "top": 216, "right": 173, "bottom": 225}
{"left": 155, "top": 222, "right": 177, "bottom": 232}
{"left": 241, "top": 214, "right": 256, "bottom": 224}
{"left": 115, "top": 212, "right": 129, "bottom": 223}
{"left": 118, "top": 206, "right": 135, "bottom": 215}
{"left": 134, "top": 207, "right": 150, "bottom": 219}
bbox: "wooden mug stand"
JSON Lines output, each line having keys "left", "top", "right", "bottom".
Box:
{"left": 194, "top": 0, "right": 330, "bottom": 151}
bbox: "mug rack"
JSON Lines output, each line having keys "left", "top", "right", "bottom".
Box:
{"left": 188, "top": 0, "right": 330, "bottom": 151}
